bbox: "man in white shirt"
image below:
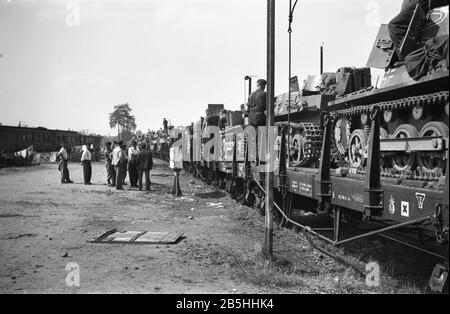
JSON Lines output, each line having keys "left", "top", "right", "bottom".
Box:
{"left": 81, "top": 144, "right": 92, "bottom": 185}
{"left": 57, "top": 143, "right": 73, "bottom": 184}
{"left": 128, "top": 140, "right": 140, "bottom": 188}
{"left": 111, "top": 140, "right": 125, "bottom": 190}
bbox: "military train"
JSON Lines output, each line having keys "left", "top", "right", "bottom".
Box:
{"left": 153, "top": 3, "right": 449, "bottom": 290}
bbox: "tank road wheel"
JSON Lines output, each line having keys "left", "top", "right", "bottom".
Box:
{"left": 383, "top": 109, "right": 395, "bottom": 123}
{"left": 348, "top": 129, "right": 368, "bottom": 169}
{"left": 417, "top": 122, "right": 449, "bottom": 173}
{"left": 412, "top": 105, "right": 424, "bottom": 121}
{"left": 392, "top": 124, "right": 419, "bottom": 172}
{"left": 289, "top": 133, "right": 304, "bottom": 165}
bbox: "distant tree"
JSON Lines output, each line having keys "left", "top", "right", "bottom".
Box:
{"left": 109, "top": 103, "right": 137, "bottom": 140}
{"left": 118, "top": 129, "right": 134, "bottom": 143}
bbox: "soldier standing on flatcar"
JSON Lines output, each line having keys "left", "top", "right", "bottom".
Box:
{"left": 57, "top": 142, "right": 73, "bottom": 184}
{"left": 218, "top": 109, "right": 228, "bottom": 130}
{"left": 247, "top": 79, "right": 267, "bottom": 129}
{"left": 105, "top": 142, "right": 114, "bottom": 186}
{"left": 81, "top": 144, "right": 92, "bottom": 185}
{"left": 128, "top": 140, "right": 140, "bottom": 188}
{"left": 163, "top": 118, "right": 168, "bottom": 133}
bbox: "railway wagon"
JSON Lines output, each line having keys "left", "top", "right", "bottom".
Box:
{"left": 0, "top": 125, "right": 102, "bottom": 153}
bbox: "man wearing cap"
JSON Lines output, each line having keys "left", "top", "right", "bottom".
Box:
{"left": 81, "top": 144, "right": 92, "bottom": 185}
{"left": 247, "top": 79, "right": 267, "bottom": 129}
{"left": 137, "top": 142, "right": 153, "bottom": 191}
{"left": 105, "top": 142, "right": 114, "bottom": 186}
{"left": 218, "top": 109, "right": 228, "bottom": 130}
{"left": 111, "top": 140, "right": 125, "bottom": 190}
{"left": 128, "top": 140, "right": 140, "bottom": 188}
{"left": 57, "top": 142, "right": 73, "bottom": 184}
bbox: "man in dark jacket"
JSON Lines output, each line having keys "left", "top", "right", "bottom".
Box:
{"left": 247, "top": 79, "right": 267, "bottom": 128}
{"left": 137, "top": 143, "right": 153, "bottom": 191}
{"left": 105, "top": 142, "right": 114, "bottom": 186}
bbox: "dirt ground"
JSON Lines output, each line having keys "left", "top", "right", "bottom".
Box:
{"left": 0, "top": 160, "right": 426, "bottom": 294}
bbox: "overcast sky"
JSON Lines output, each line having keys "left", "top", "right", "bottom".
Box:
{"left": 0, "top": 0, "right": 401, "bottom": 135}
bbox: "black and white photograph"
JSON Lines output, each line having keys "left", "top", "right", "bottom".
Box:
{"left": 0, "top": 0, "right": 449, "bottom": 298}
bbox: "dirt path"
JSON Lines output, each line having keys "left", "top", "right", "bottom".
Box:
{"left": 0, "top": 160, "right": 417, "bottom": 294}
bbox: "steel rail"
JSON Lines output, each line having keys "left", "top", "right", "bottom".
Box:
{"left": 378, "top": 233, "right": 448, "bottom": 260}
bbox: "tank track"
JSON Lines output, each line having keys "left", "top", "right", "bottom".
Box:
{"left": 291, "top": 123, "right": 323, "bottom": 168}
{"left": 333, "top": 91, "right": 449, "bottom": 117}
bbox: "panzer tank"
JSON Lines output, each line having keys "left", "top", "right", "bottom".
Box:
{"left": 274, "top": 68, "right": 372, "bottom": 168}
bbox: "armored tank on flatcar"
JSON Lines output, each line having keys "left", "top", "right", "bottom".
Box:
{"left": 331, "top": 4, "right": 449, "bottom": 180}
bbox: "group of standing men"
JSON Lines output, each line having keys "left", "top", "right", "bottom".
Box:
{"left": 57, "top": 143, "right": 93, "bottom": 185}
{"left": 57, "top": 139, "right": 153, "bottom": 191}
{"left": 105, "top": 140, "right": 153, "bottom": 191}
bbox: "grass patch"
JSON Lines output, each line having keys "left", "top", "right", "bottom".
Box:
{"left": 207, "top": 237, "right": 424, "bottom": 293}
{"left": 209, "top": 243, "right": 306, "bottom": 290}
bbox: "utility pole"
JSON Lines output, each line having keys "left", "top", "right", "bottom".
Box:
{"left": 264, "top": 0, "right": 275, "bottom": 257}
